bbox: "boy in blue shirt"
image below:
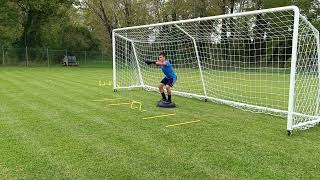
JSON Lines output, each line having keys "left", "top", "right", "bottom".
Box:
{"left": 145, "top": 52, "right": 177, "bottom": 103}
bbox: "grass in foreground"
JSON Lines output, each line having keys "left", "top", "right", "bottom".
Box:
{"left": 0, "top": 67, "right": 319, "bottom": 179}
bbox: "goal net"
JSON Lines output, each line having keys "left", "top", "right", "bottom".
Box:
{"left": 113, "top": 6, "right": 320, "bottom": 134}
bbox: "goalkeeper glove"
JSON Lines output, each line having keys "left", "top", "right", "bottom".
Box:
{"left": 144, "top": 60, "right": 156, "bottom": 65}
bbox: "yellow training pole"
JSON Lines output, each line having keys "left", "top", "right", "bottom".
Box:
{"left": 104, "top": 98, "right": 122, "bottom": 100}
{"left": 142, "top": 113, "right": 175, "bottom": 120}
{"left": 92, "top": 98, "right": 122, "bottom": 102}
{"left": 109, "top": 102, "right": 131, "bottom": 106}
{"left": 165, "top": 120, "right": 201, "bottom": 127}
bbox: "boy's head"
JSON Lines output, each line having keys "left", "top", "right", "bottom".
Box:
{"left": 159, "top": 52, "right": 166, "bottom": 62}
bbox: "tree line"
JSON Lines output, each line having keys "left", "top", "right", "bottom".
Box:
{"left": 0, "top": 0, "right": 319, "bottom": 54}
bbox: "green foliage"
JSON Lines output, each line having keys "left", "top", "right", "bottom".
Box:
{"left": 14, "top": 0, "right": 75, "bottom": 47}
{"left": 0, "top": 0, "right": 23, "bottom": 46}
{"left": 61, "top": 25, "right": 100, "bottom": 51}
{"left": 38, "top": 17, "right": 64, "bottom": 49}
{"left": 261, "top": 0, "right": 292, "bottom": 9}
{"left": 0, "top": 0, "right": 100, "bottom": 52}
{"left": 311, "top": 19, "right": 320, "bottom": 31}
{"left": 0, "top": 0, "right": 319, "bottom": 52}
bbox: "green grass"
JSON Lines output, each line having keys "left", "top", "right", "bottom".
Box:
{"left": 0, "top": 66, "right": 320, "bottom": 179}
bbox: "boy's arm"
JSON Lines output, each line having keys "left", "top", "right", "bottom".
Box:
{"left": 155, "top": 61, "right": 166, "bottom": 66}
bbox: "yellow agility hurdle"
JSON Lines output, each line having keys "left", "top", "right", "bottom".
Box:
{"left": 98, "top": 80, "right": 112, "bottom": 86}
{"left": 107, "top": 100, "right": 147, "bottom": 112}
{"left": 130, "top": 101, "right": 147, "bottom": 112}
{"left": 130, "top": 101, "right": 141, "bottom": 110}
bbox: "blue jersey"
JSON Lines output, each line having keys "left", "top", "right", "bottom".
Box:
{"left": 161, "top": 60, "right": 177, "bottom": 81}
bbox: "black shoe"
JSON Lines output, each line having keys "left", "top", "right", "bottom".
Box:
{"left": 159, "top": 99, "right": 167, "bottom": 102}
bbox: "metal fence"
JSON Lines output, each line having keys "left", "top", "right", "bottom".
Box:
{"left": 0, "top": 47, "right": 112, "bottom": 67}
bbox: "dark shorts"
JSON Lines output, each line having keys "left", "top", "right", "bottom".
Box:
{"left": 160, "top": 77, "right": 176, "bottom": 87}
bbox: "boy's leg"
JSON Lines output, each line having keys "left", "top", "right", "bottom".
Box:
{"left": 165, "top": 78, "right": 175, "bottom": 103}
{"left": 159, "top": 83, "right": 164, "bottom": 93}
{"left": 159, "top": 83, "right": 166, "bottom": 100}
{"left": 165, "top": 85, "right": 172, "bottom": 103}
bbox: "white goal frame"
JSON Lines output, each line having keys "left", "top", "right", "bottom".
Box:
{"left": 113, "top": 6, "right": 320, "bottom": 134}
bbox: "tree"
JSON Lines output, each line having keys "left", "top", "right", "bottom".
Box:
{"left": 13, "top": 0, "right": 75, "bottom": 48}
{"left": 82, "top": 0, "right": 119, "bottom": 50}
{"left": 80, "top": 0, "right": 320, "bottom": 54}
{"left": 0, "top": 0, "right": 23, "bottom": 46}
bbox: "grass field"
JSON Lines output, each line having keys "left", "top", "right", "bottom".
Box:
{"left": 1, "top": 66, "right": 320, "bottom": 179}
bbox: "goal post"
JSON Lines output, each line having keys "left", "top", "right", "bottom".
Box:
{"left": 113, "top": 6, "right": 320, "bottom": 133}
{"left": 287, "top": 6, "right": 300, "bottom": 133}
{"left": 174, "top": 24, "right": 208, "bottom": 99}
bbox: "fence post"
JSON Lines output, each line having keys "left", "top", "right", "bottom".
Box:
{"left": 26, "top": 46, "right": 29, "bottom": 67}
{"left": 65, "top": 49, "right": 68, "bottom": 66}
{"left": 101, "top": 50, "right": 104, "bottom": 64}
{"left": 47, "top": 48, "right": 49, "bottom": 67}
{"left": 85, "top": 49, "right": 87, "bottom": 64}
{"left": 2, "top": 46, "right": 4, "bottom": 65}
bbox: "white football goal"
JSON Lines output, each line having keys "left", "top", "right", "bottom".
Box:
{"left": 112, "top": 6, "right": 320, "bottom": 134}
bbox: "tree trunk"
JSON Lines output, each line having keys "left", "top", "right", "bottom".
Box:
{"left": 124, "top": 0, "right": 131, "bottom": 26}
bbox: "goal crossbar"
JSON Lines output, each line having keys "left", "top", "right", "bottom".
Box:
{"left": 113, "top": 6, "right": 300, "bottom": 32}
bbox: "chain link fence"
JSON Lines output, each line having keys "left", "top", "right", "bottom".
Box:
{"left": 0, "top": 47, "right": 112, "bottom": 67}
